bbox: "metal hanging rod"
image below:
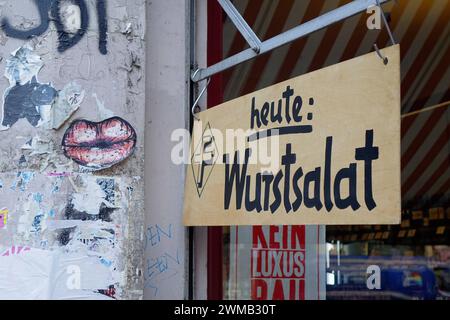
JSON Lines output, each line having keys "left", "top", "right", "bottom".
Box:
{"left": 218, "top": 0, "right": 261, "bottom": 53}
{"left": 376, "top": 0, "right": 396, "bottom": 46}
{"left": 192, "top": 0, "right": 391, "bottom": 83}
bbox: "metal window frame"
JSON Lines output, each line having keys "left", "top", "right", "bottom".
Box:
{"left": 191, "top": 0, "right": 391, "bottom": 83}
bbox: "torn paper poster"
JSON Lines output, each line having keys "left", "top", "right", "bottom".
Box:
{"left": 69, "top": 177, "right": 116, "bottom": 216}
{"left": 1, "top": 76, "right": 57, "bottom": 130}
{"left": 19, "top": 134, "right": 80, "bottom": 173}
{"left": 93, "top": 93, "right": 115, "bottom": 119}
{"left": 49, "top": 82, "right": 85, "bottom": 130}
{"left": 0, "top": 247, "right": 53, "bottom": 299}
{"left": 5, "top": 47, "right": 43, "bottom": 86}
{"left": 9, "top": 171, "right": 35, "bottom": 192}
{"left": 0, "top": 172, "right": 138, "bottom": 299}
{"left": 0, "top": 208, "right": 8, "bottom": 229}
{"left": 21, "top": 136, "right": 56, "bottom": 156}
{"left": 1, "top": 47, "right": 57, "bottom": 130}
{"left": 0, "top": 247, "right": 118, "bottom": 300}
{"left": 1, "top": 47, "right": 84, "bottom": 131}
{"left": 20, "top": 136, "right": 69, "bottom": 172}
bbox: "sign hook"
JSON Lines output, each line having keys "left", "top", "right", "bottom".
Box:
{"left": 373, "top": 0, "right": 397, "bottom": 64}
{"left": 191, "top": 75, "right": 211, "bottom": 120}
{"left": 373, "top": 44, "right": 388, "bottom": 65}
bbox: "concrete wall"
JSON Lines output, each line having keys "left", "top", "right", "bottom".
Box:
{"left": 144, "top": 0, "right": 190, "bottom": 299}
{"left": 0, "top": 0, "right": 146, "bottom": 299}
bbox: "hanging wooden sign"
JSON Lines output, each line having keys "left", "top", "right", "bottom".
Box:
{"left": 184, "top": 45, "right": 401, "bottom": 226}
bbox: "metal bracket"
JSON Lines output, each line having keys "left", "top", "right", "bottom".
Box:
{"left": 192, "top": 0, "right": 391, "bottom": 83}
{"left": 218, "top": 0, "right": 261, "bottom": 53}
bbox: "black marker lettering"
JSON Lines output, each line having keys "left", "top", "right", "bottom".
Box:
{"left": 334, "top": 163, "right": 361, "bottom": 210}
{"left": 324, "top": 137, "right": 333, "bottom": 211}
{"left": 355, "top": 130, "right": 379, "bottom": 210}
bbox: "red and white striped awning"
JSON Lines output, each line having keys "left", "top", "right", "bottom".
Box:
{"left": 222, "top": 0, "right": 450, "bottom": 208}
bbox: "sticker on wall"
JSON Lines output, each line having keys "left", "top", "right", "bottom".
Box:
{"left": 0, "top": 208, "right": 8, "bottom": 229}
{"left": 62, "top": 117, "right": 137, "bottom": 170}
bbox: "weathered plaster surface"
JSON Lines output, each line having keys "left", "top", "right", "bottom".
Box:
{"left": 144, "top": 0, "right": 189, "bottom": 299}
{"left": 0, "top": 0, "right": 146, "bottom": 299}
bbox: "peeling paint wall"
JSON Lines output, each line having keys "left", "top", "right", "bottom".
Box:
{"left": 0, "top": 0, "right": 145, "bottom": 299}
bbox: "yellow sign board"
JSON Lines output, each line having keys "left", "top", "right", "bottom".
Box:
{"left": 184, "top": 45, "right": 401, "bottom": 226}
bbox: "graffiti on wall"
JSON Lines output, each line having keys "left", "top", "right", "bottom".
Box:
{"left": 1, "top": 0, "right": 108, "bottom": 54}
{"left": 0, "top": 46, "right": 136, "bottom": 169}
{"left": 1, "top": 245, "right": 31, "bottom": 256}
{"left": 0, "top": 0, "right": 143, "bottom": 300}
{"left": 144, "top": 224, "right": 182, "bottom": 297}
{"left": 62, "top": 117, "right": 137, "bottom": 170}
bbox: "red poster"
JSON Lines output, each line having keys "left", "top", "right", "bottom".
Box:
{"left": 228, "top": 225, "right": 325, "bottom": 300}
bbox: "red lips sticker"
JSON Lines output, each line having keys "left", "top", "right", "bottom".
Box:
{"left": 62, "top": 117, "right": 137, "bottom": 170}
